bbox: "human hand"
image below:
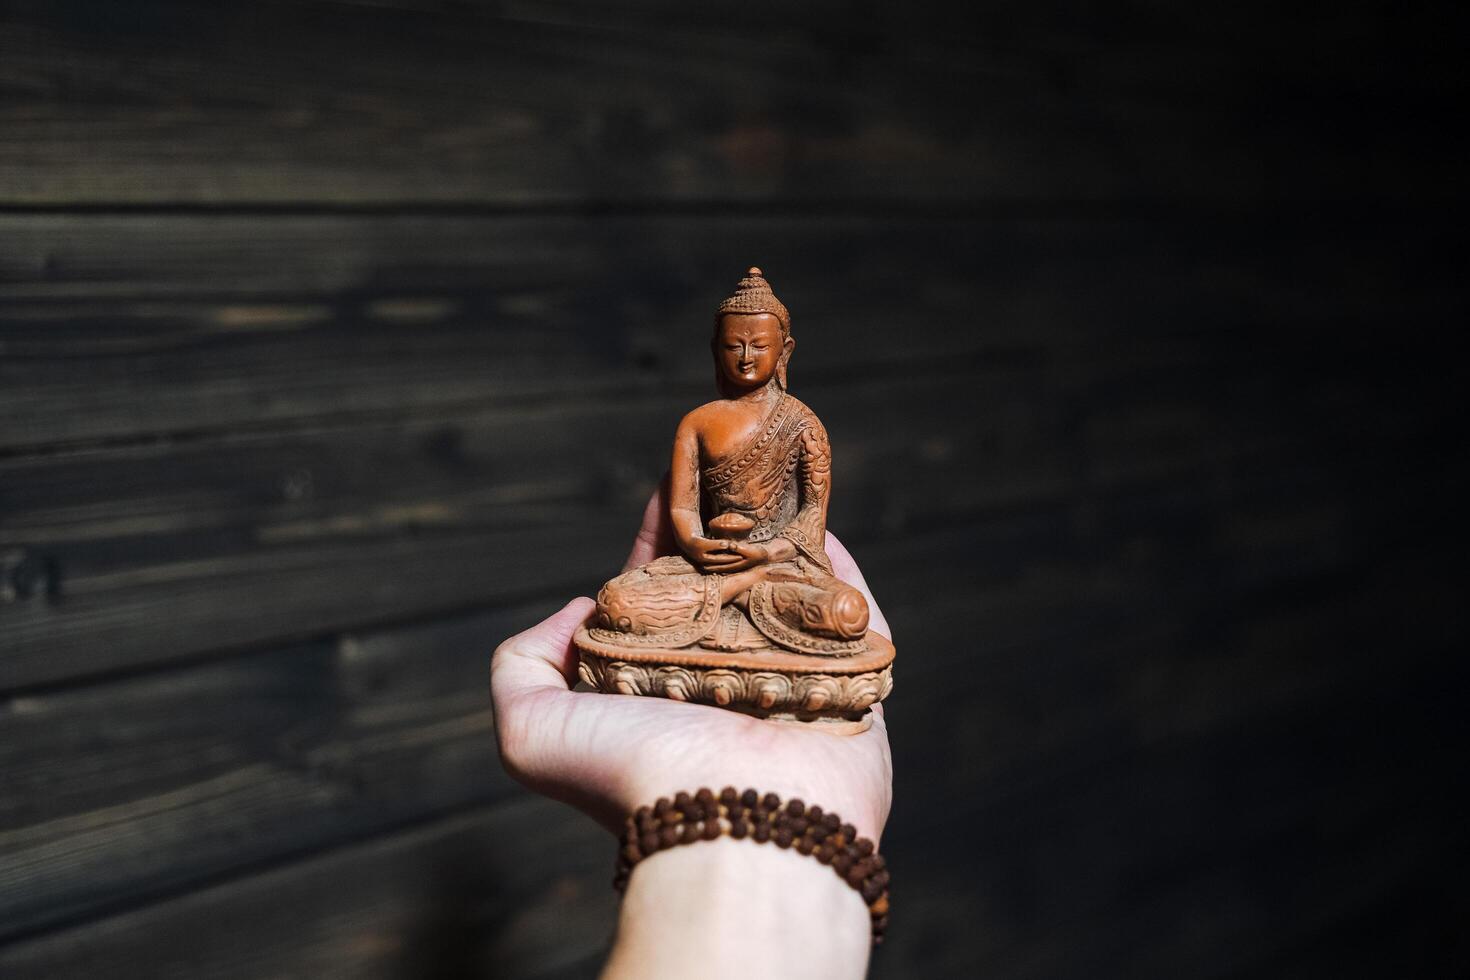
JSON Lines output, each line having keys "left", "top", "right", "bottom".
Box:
{"left": 490, "top": 484, "right": 893, "bottom": 842}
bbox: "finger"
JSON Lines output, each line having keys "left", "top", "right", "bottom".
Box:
{"left": 824, "top": 531, "right": 892, "bottom": 640}
{"left": 490, "top": 597, "right": 596, "bottom": 701}
{"left": 622, "top": 473, "right": 675, "bottom": 571}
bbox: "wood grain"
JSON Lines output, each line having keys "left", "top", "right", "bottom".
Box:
{"left": 2, "top": 1, "right": 1460, "bottom": 208}
{"left": 0, "top": 798, "right": 616, "bottom": 980}
{"left": 2, "top": 211, "right": 1457, "bottom": 452}
{"left": 6, "top": 330, "right": 1433, "bottom": 693}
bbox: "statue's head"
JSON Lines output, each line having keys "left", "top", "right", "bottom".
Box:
{"left": 713, "top": 267, "right": 795, "bottom": 397}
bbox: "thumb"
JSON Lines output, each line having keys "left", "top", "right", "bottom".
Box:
{"left": 491, "top": 597, "right": 596, "bottom": 701}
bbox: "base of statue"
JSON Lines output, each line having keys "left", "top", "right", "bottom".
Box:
{"left": 573, "top": 617, "right": 894, "bottom": 733}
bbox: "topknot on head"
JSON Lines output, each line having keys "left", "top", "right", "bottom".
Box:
{"left": 717, "top": 265, "right": 790, "bottom": 333}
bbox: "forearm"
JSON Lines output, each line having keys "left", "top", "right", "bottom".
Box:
{"left": 602, "top": 837, "right": 872, "bottom": 980}
{"left": 669, "top": 506, "right": 704, "bottom": 551}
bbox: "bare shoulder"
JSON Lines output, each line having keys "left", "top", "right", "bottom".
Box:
{"left": 675, "top": 399, "right": 725, "bottom": 436}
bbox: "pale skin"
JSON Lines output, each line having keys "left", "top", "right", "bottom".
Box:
{"left": 671, "top": 311, "right": 801, "bottom": 600}
{"left": 490, "top": 483, "right": 892, "bottom": 979}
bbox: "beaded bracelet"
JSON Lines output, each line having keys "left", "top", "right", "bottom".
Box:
{"left": 615, "top": 787, "right": 890, "bottom": 945}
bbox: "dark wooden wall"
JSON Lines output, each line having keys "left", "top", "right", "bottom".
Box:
{"left": 1, "top": 2, "right": 1465, "bottom": 977}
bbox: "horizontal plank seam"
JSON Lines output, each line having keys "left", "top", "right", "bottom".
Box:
{"left": 0, "top": 795, "right": 547, "bottom": 950}
{"left": 0, "top": 199, "right": 1461, "bottom": 220}
{"left": 5, "top": 463, "right": 1455, "bottom": 701}
{"left": 0, "top": 351, "right": 995, "bottom": 460}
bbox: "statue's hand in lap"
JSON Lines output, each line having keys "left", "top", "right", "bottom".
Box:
{"left": 684, "top": 536, "right": 772, "bottom": 573}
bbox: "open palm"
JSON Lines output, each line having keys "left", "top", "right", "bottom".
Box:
{"left": 491, "top": 486, "right": 893, "bottom": 841}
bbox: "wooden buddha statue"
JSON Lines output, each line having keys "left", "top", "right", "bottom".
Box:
{"left": 574, "top": 268, "right": 895, "bottom": 730}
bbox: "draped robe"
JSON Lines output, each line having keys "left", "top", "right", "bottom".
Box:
{"left": 590, "top": 393, "right": 869, "bottom": 657}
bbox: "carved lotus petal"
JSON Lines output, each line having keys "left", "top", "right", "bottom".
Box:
{"left": 797, "top": 674, "right": 841, "bottom": 711}
{"left": 845, "top": 674, "right": 882, "bottom": 710}
{"left": 655, "top": 666, "right": 699, "bottom": 702}
{"left": 749, "top": 672, "right": 792, "bottom": 710}
{"left": 609, "top": 662, "right": 649, "bottom": 696}
{"left": 701, "top": 669, "right": 744, "bottom": 707}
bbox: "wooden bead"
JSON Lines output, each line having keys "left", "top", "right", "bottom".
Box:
{"left": 618, "top": 790, "right": 887, "bottom": 946}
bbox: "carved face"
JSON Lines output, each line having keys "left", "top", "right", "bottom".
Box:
{"left": 714, "top": 313, "right": 787, "bottom": 390}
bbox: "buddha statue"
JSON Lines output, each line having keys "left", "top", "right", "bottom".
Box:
{"left": 574, "top": 268, "right": 895, "bottom": 730}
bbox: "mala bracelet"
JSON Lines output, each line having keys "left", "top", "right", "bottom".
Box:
{"left": 615, "top": 787, "right": 891, "bottom": 945}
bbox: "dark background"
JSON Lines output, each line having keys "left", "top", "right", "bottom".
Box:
{"left": 1, "top": 2, "right": 1465, "bottom": 977}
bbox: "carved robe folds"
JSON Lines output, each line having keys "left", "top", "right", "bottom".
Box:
{"left": 590, "top": 394, "right": 870, "bottom": 658}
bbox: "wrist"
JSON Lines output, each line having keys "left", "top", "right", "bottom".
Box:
{"left": 620, "top": 773, "right": 888, "bottom": 845}
{"left": 604, "top": 837, "right": 871, "bottom": 980}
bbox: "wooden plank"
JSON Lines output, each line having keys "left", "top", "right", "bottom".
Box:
{"left": 0, "top": 798, "right": 616, "bottom": 980}
{"left": 0, "top": 213, "right": 999, "bottom": 449}
{"left": 872, "top": 528, "right": 1463, "bottom": 978}
{"left": 0, "top": 599, "right": 564, "bottom": 941}
{"left": 3, "top": 337, "right": 1417, "bottom": 693}
{"left": 3, "top": 211, "right": 1458, "bottom": 452}
{"left": 3, "top": 1, "right": 1458, "bottom": 207}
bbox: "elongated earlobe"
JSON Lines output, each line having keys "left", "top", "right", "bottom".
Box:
{"left": 777, "top": 336, "right": 795, "bottom": 390}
